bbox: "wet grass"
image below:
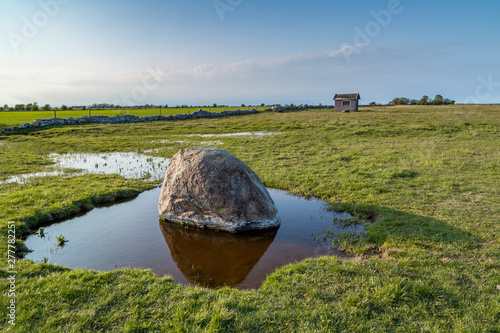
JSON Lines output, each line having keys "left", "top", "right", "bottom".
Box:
{"left": 1, "top": 105, "right": 499, "bottom": 331}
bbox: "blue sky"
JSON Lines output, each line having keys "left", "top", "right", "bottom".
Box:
{"left": 1, "top": 0, "right": 499, "bottom": 106}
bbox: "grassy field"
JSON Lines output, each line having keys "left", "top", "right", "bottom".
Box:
{"left": 1, "top": 105, "right": 499, "bottom": 332}
{"left": 0, "top": 107, "right": 268, "bottom": 128}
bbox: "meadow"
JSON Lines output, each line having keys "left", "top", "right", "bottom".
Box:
{"left": 0, "top": 105, "right": 499, "bottom": 332}
{"left": 0, "top": 106, "right": 268, "bottom": 128}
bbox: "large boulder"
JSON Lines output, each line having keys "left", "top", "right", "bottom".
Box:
{"left": 158, "top": 146, "right": 280, "bottom": 233}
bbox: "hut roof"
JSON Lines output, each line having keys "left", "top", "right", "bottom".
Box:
{"left": 334, "top": 93, "right": 361, "bottom": 100}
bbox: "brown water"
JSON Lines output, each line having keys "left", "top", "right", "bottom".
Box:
{"left": 24, "top": 187, "right": 363, "bottom": 289}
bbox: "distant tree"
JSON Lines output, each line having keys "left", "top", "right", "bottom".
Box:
{"left": 432, "top": 94, "right": 444, "bottom": 105}
{"left": 450, "top": 100, "right": 456, "bottom": 105}
{"left": 410, "top": 99, "right": 418, "bottom": 105}
{"left": 25, "top": 103, "right": 33, "bottom": 111}
{"left": 417, "top": 95, "right": 429, "bottom": 105}
{"left": 61, "top": 105, "right": 68, "bottom": 110}
{"left": 31, "top": 102, "right": 39, "bottom": 111}
{"left": 260, "top": 103, "right": 265, "bottom": 107}
{"left": 241, "top": 104, "right": 246, "bottom": 107}
{"left": 369, "top": 101, "right": 376, "bottom": 106}
{"left": 164, "top": 104, "right": 168, "bottom": 108}
{"left": 15, "top": 104, "right": 25, "bottom": 111}
{"left": 42, "top": 104, "right": 51, "bottom": 111}
{"left": 391, "top": 97, "right": 410, "bottom": 105}
{"left": 212, "top": 103, "right": 217, "bottom": 108}
{"left": 82, "top": 106, "right": 86, "bottom": 110}
{"left": 3, "top": 104, "right": 8, "bottom": 109}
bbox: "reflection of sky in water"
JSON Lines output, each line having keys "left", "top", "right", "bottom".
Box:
{"left": 4, "top": 153, "right": 170, "bottom": 184}
{"left": 24, "top": 187, "right": 364, "bottom": 289}
{"left": 182, "top": 131, "right": 281, "bottom": 138}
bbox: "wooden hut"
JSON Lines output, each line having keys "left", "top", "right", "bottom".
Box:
{"left": 334, "top": 93, "right": 360, "bottom": 112}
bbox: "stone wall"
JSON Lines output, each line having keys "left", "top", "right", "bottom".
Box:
{"left": 1, "top": 109, "right": 258, "bottom": 131}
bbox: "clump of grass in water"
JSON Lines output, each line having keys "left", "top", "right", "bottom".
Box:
{"left": 56, "top": 234, "right": 67, "bottom": 247}
{"left": 313, "top": 216, "right": 372, "bottom": 255}
{"left": 38, "top": 227, "right": 45, "bottom": 238}
{"left": 332, "top": 231, "right": 373, "bottom": 254}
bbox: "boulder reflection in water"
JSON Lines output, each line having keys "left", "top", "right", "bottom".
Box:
{"left": 159, "top": 221, "right": 277, "bottom": 288}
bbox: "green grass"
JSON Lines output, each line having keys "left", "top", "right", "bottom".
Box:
{"left": 1, "top": 105, "right": 499, "bottom": 331}
{"left": 0, "top": 107, "right": 267, "bottom": 128}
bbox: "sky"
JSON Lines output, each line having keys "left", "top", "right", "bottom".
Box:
{"left": 1, "top": 0, "right": 499, "bottom": 106}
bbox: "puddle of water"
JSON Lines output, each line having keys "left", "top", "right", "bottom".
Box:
{"left": 155, "top": 140, "right": 189, "bottom": 144}
{"left": 145, "top": 133, "right": 278, "bottom": 154}
{"left": 147, "top": 140, "right": 224, "bottom": 153}
{"left": 24, "top": 187, "right": 364, "bottom": 289}
{"left": 4, "top": 153, "right": 170, "bottom": 184}
{"left": 183, "top": 132, "right": 280, "bottom": 138}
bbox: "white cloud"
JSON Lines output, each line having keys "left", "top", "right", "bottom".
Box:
{"left": 0, "top": 46, "right": 362, "bottom": 104}
{"left": 2, "top": 44, "right": 495, "bottom": 105}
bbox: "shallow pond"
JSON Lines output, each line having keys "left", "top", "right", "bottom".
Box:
{"left": 25, "top": 187, "right": 364, "bottom": 289}
{"left": 4, "top": 152, "right": 170, "bottom": 184}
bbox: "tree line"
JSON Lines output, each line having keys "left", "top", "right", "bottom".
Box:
{"left": 390, "top": 95, "right": 455, "bottom": 105}
{"left": 0, "top": 103, "right": 68, "bottom": 111}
